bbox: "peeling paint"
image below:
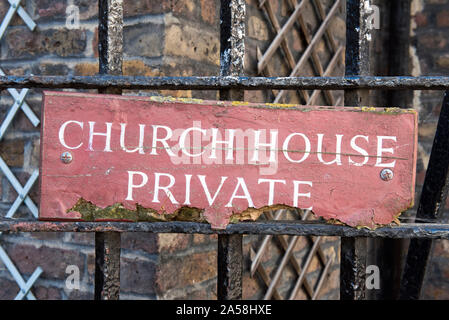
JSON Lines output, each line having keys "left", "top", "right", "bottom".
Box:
{"left": 69, "top": 198, "right": 293, "bottom": 227}
{"left": 68, "top": 198, "right": 208, "bottom": 223}
{"left": 67, "top": 197, "right": 411, "bottom": 231}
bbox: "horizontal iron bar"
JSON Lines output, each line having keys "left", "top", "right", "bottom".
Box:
{"left": 1, "top": 219, "right": 449, "bottom": 238}
{"left": 1, "top": 75, "right": 449, "bottom": 91}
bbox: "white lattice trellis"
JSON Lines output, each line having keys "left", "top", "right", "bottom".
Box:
{"left": 0, "top": 0, "right": 42, "bottom": 300}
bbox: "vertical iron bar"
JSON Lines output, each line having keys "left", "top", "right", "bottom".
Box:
{"left": 340, "top": 0, "right": 371, "bottom": 300}
{"left": 369, "top": 0, "right": 412, "bottom": 300}
{"left": 217, "top": 234, "right": 243, "bottom": 300}
{"left": 399, "top": 91, "right": 449, "bottom": 299}
{"left": 94, "top": 0, "right": 123, "bottom": 300}
{"left": 340, "top": 237, "right": 367, "bottom": 300}
{"left": 387, "top": 0, "right": 412, "bottom": 107}
{"left": 217, "top": 0, "right": 245, "bottom": 300}
{"left": 95, "top": 232, "right": 121, "bottom": 300}
{"left": 98, "top": 0, "right": 123, "bottom": 80}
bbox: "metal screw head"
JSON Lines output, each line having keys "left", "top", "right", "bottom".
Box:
{"left": 380, "top": 168, "right": 394, "bottom": 181}
{"left": 61, "top": 152, "right": 73, "bottom": 164}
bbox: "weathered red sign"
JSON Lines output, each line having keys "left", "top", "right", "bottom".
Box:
{"left": 39, "top": 92, "right": 417, "bottom": 229}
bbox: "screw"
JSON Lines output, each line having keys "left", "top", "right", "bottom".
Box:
{"left": 61, "top": 152, "right": 73, "bottom": 164}
{"left": 380, "top": 168, "right": 393, "bottom": 181}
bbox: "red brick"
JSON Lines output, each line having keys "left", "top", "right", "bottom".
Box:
{"left": 124, "top": 60, "right": 162, "bottom": 76}
{"left": 242, "top": 274, "right": 263, "bottom": 299}
{"left": 34, "top": 286, "right": 62, "bottom": 300}
{"left": 63, "top": 232, "right": 94, "bottom": 245}
{"left": 34, "top": 0, "right": 97, "bottom": 21}
{"left": 36, "top": 1, "right": 65, "bottom": 19}
{"left": 74, "top": 62, "right": 98, "bottom": 76}
{"left": 29, "top": 232, "right": 64, "bottom": 241}
{"left": 200, "top": 0, "right": 216, "bottom": 25}
{"left": 244, "top": 90, "right": 266, "bottom": 103}
{"left": 121, "top": 233, "right": 158, "bottom": 254}
{"left": 433, "top": 240, "right": 449, "bottom": 259}
{"left": 417, "top": 32, "right": 447, "bottom": 49}
{"left": 34, "top": 63, "right": 70, "bottom": 76}
{"left": 193, "top": 234, "right": 218, "bottom": 245}
{"left": 6, "top": 27, "right": 86, "bottom": 58}
{"left": 0, "top": 139, "right": 24, "bottom": 167}
{"left": 164, "top": 0, "right": 196, "bottom": 17}
{"left": 4, "top": 243, "right": 85, "bottom": 280}
{"left": 68, "top": 290, "right": 94, "bottom": 300}
{"left": 414, "top": 12, "right": 428, "bottom": 27}
{"left": 120, "top": 257, "right": 156, "bottom": 295}
{"left": 0, "top": 279, "right": 18, "bottom": 299}
{"left": 158, "top": 233, "right": 191, "bottom": 253}
{"left": 177, "top": 286, "right": 210, "bottom": 300}
{"left": 422, "top": 283, "right": 449, "bottom": 300}
{"left": 156, "top": 250, "right": 217, "bottom": 293}
{"left": 437, "top": 10, "right": 449, "bottom": 27}
{"left": 124, "top": 23, "right": 164, "bottom": 58}
{"left": 124, "top": 0, "right": 165, "bottom": 17}
{"left": 86, "top": 253, "right": 95, "bottom": 285}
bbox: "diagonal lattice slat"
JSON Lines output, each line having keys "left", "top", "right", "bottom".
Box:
{"left": 0, "top": 0, "right": 41, "bottom": 300}
{"left": 251, "top": 0, "right": 343, "bottom": 300}
{"left": 273, "top": 0, "right": 342, "bottom": 103}
{"left": 257, "top": 0, "right": 344, "bottom": 105}
{"left": 250, "top": 209, "right": 335, "bottom": 300}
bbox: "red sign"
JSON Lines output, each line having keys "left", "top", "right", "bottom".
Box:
{"left": 39, "top": 92, "right": 417, "bottom": 229}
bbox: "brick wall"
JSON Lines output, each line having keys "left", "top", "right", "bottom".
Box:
{"left": 409, "top": 0, "right": 449, "bottom": 299}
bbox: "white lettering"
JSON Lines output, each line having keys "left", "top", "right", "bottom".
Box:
{"left": 293, "top": 181, "right": 313, "bottom": 209}
{"left": 150, "top": 125, "right": 176, "bottom": 157}
{"left": 59, "top": 120, "right": 83, "bottom": 149}
{"left": 349, "top": 135, "right": 369, "bottom": 166}
{"left": 252, "top": 130, "right": 278, "bottom": 163}
{"left": 126, "top": 171, "right": 148, "bottom": 201}
{"left": 153, "top": 172, "right": 178, "bottom": 204}
{"left": 317, "top": 134, "right": 343, "bottom": 165}
{"left": 179, "top": 127, "right": 206, "bottom": 157}
{"left": 88, "top": 121, "right": 112, "bottom": 152}
{"left": 226, "top": 177, "right": 254, "bottom": 208}
{"left": 282, "top": 133, "right": 311, "bottom": 163}
{"left": 120, "top": 123, "right": 145, "bottom": 154}
{"left": 184, "top": 174, "right": 192, "bottom": 205}
{"left": 375, "top": 136, "right": 397, "bottom": 168}
{"left": 210, "top": 128, "right": 236, "bottom": 160}
{"left": 198, "top": 175, "right": 228, "bottom": 206}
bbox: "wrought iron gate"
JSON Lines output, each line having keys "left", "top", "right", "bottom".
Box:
{"left": 1, "top": 0, "right": 449, "bottom": 300}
